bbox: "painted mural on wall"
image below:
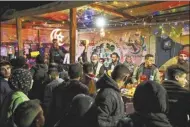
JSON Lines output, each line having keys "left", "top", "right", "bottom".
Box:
{"left": 77, "top": 31, "right": 148, "bottom": 66}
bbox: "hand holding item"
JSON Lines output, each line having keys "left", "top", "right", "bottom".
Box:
{"left": 121, "top": 88, "right": 128, "bottom": 95}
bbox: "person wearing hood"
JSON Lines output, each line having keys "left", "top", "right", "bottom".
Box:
{"left": 132, "top": 54, "right": 160, "bottom": 84}
{"left": 0, "top": 68, "right": 33, "bottom": 127}
{"left": 117, "top": 81, "right": 172, "bottom": 127}
{"left": 95, "top": 64, "right": 131, "bottom": 127}
{"left": 163, "top": 64, "right": 190, "bottom": 127}
{"left": 54, "top": 94, "right": 97, "bottom": 127}
{"left": 29, "top": 54, "right": 49, "bottom": 102}
{"left": 14, "top": 99, "right": 45, "bottom": 127}
{"left": 46, "top": 63, "right": 89, "bottom": 127}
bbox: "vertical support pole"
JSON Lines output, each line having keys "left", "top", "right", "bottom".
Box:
{"left": 37, "top": 29, "right": 40, "bottom": 43}
{"left": 16, "top": 18, "right": 23, "bottom": 56}
{"left": 69, "top": 8, "right": 77, "bottom": 64}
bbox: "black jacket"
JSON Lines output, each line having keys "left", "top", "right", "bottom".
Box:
{"left": 46, "top": 79, "right": 89, "bottom": 127}
{"left": 108, "top": 61, "right": 121, "bottom": 71}
{"left": 49, "top": 47, "right": 65, "bottom": 63}
{"left": 0, "top": 77, "right": 12, "bottom": 107}
{"left": 163, "top": 80, "right": 190, "bottom": 127}
{"left": 95, "top": 74, "right": 125, "bottom": 127}
{"left": 118, "top": 81, "right": 172, "bottom": 127}
{"left": 29, "top": 64, "right": 49, "bottom": 101}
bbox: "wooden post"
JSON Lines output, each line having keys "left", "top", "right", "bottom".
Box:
{"left": 37, "top": 29, "right": 40, "bottom": 43}
{"left": 69, "top": 8, "right": 77, "bottom": 63}
{"left": 16, "top": 18, "right": 23, "bottom": 56}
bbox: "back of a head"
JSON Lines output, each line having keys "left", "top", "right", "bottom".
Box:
{"left": 14, "top": 99, "right": 44, "bottom": 127}
{"left": 68, "top": 63, "right": 83, "bottom": 79}
{"left": 49, "top": 69, "right": 59, "bottom": 80}
{"left": 49, "top": 62, "right": 58, "bottom": 69}
{"left": 133, "top": 81, "right": 168, "bottom": 114}
{"left": 166, "top": 64, "right": 187, "bottom": 81}
{"left": 69, "top": 94, "right": 94, "bottom": 117}
{"left": 83, "top": 62, "right": 93, "bottom": 74}
{"left": 111, "top": 64, "right": 130, "bottom": 81}
{"left": 10, "top": 58, "right": 16, "bottom": 67}
{"left": 60, "top": 94, "right": 96, "bottom": 127}
{"left": 15, "top": 56, "right": 26, "bottom": 68}
{"left": 8, "top": 68, "right": 33, "bottom": 94}
{"left": 36, "top": 54, "right": 45, "bottom": 64}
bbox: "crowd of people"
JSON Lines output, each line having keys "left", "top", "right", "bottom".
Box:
{"left": 0, "top": 39, "right": 189, "bottom": 127}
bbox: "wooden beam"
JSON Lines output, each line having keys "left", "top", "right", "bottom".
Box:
{"left": 89, "top": 3, "right": 134, "bottom": 19}
{"left": 16, "top": 18, "right": 23, "bottom": 56}
{"left": 118, "top": 1, "right": 164, "bottom": 12}
{"left": 23, "top": 16, "right": 69, "bottom": 25}
{"left": 124, "top": 1, "right": 189, "bottom": 16}
{"left": 70, "top": 8, "right": 77, "bottom": 64}
{"left": 2, "top": 1, "right": 94, "bottom": 21}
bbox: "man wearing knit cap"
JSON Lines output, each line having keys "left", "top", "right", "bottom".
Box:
{"left": 178, "top": 50, "right": 189, "bottom": 89}
{"left": 178, "top": 50, "right": 189, "bottom": 70}
{"left": 14, "top": 99, "right": 45, "bottom": 127}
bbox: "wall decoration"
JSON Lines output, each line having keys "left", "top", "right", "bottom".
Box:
{"left": 50, "top": 29, "right": 65, "bottom": 46}
{"left": 120, "top": 31, "right": 147, "bottom": 63}
{"left": 182, "top": 24, "right": 189, "bottom": 35}
{"left": 89, "top": 38, "right": 121, "bottom": 67}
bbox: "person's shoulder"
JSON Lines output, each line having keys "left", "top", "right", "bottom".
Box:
{"left": 53, "top": 81, "right": 67, "bottom": 92}
{"left": 96, "top": 87, "right": 116, "bottom": 98}
{"left": 79, "top": 81, "right": 89, "bottom": 90}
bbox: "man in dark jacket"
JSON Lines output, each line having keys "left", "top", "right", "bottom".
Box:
{"left": 46, "top": 63, "right": 89, "bottom": 127}
{"left": 163, "top": 64, "right": 190, "bottom": 127}
{"left": 49, "top": 39, "right": 65, "bottom": 64}
{"left": 95, "top": 64, "right": 130, "bottom": 127}
{"left": 108, "top": 52, "right": 121, "bottom": 71}
{"left": 0, "top": 61, "right": 12, "bottom": 107}
{"left": 117, "top": 81, "right": 172, "bottom": 127}
{"left": 43, "top": 68, "right": 64, "bottom": 116}
{"left": 29, "top": 54, "right": 49, "bottom": 101}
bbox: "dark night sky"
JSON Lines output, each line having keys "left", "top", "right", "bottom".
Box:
{"left": 0, "top": 1, "right": 54, "bottom": 15}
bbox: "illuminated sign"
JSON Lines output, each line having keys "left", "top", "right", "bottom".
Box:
{"left": 50, "top": 29, "right": 64, "bottom": 46}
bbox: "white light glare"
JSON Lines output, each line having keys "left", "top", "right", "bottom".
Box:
{"left": 96, "top": 17, "right": 106, "bottom": 28}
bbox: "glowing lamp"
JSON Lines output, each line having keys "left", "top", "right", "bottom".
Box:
{"left": 96, "top": 17, "right": 106, "bottom": 28}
